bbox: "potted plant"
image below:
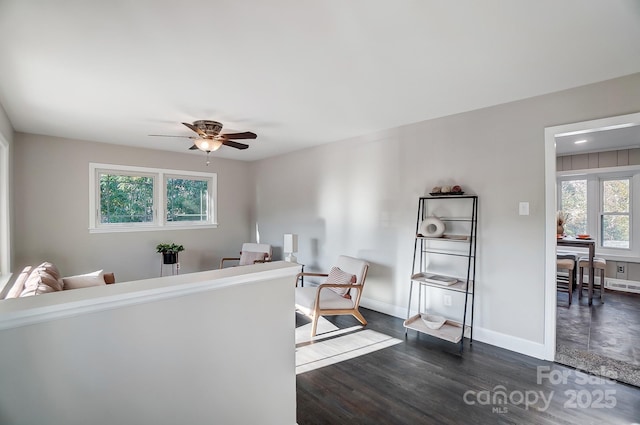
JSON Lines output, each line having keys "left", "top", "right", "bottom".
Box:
{"left": 156, "top": 243, "right": 184, "bottom": 265}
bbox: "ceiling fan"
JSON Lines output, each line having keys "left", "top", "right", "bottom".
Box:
{"left": 150, "top": 120, "right": 257, "bottom": 153}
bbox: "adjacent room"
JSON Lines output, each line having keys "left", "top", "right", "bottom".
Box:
{"left": 553, "top": 114, "right": 640, "bottom": 386}
{"left": 0, "top": 1, "right": 639, "bottom": 424}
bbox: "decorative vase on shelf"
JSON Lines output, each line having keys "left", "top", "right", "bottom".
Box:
{"left": 556, "top": 211, "right": 566, "bottom": 236}
{"left": 419, "top": 216, "right": 446, "bottom": 238}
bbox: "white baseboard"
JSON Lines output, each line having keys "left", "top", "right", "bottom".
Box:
{"left": 471, "top": 327, "right": 546, "bottom": 359}
{"left": 605, "top": 278, "right": 640, "bottom": 294}
{"left": 359, "top": 296, "right": 546, "bottom": 360}
{"left": 360, "top": 297, "right": 408, "bottom": 319}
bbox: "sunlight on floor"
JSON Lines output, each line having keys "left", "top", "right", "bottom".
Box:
{"left": 295, "top": 318, "right": 361, "bottom": 345}
{"left": 295, "top": 318, "right": 402, "bottom": 374}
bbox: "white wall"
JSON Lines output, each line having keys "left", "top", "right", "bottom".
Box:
{"left": 0, "top": 261, "right": 298, "bottom": 425}
{"left": 253, "top": 72, "right": 640, "bottom": 357}
{"left": 12, "top": 133, "right": 254, "bottom": 281}
{"left": 0, "top": 102, "right": 13, "bottom": 282}
{"left": 0, "top": 102, "right": 12, "bottom": 144}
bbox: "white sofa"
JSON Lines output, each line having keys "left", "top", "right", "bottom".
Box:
{"left": 4, "top": 262, "right": 115, "bottom": 299}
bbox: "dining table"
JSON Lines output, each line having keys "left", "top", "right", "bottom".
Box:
{"left": 557, "top": 236, "right": 596, "bottom": 305}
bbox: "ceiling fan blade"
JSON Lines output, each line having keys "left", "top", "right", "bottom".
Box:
{"left": 182, "top": 122, "right": 206, "bottom": 137}
{"left": 149, "top": 134, "right": 196, "bottom": 139}
{"left": 220, "top": 131, "right": 257, "bottom": 140}
{"left": 222, "top": 140, "right": 249, "bottom": 150}
{"left": 188, "top": 144, "right": 199, "bottom": 150}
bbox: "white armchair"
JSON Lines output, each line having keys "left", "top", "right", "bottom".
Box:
{"left": 219, "top": 243, "right": 273, "bottom": 269}
{"left": 295, "top": 255, "right": 369, "bottom": 337}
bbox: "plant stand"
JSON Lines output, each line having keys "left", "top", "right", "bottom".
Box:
{"left": 160, "top": 253, "right": 179, "bottom": 276}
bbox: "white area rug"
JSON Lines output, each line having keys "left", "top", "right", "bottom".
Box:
{"left": 295, "top": 317, "right": 343, "bottom": 344}
{"left": 295, "top": 319, "right": 402, "bottom": 374}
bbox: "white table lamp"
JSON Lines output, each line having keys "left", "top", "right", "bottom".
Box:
{"left": 284, "top": 234, "right": 298, "bottom": 262}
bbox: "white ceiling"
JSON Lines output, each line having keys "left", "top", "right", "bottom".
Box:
{"left": 1, "top": 1, "right": 639, "bottom": 161}
{"left": 555, "top": 124, "right": 640, "bottom": 156}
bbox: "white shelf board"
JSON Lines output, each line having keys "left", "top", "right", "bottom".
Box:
{"left": 403, "top": 314, "right": 471, "bottom": 343}
{"left": 416, "top": 234, "right": 470, "bottom": 241}
{"left": 431, "top": 217, "right": 474, "bottom": 222}
{"left": 410, "top": 273, "right": 474, "bottom": 293}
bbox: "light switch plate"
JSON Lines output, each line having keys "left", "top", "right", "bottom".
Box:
{"left": 519, "top": 202, "right": 530, "bottom": 215}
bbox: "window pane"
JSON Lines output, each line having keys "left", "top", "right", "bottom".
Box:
{"left": 601, "top": 179, "right": 630, "bottom": 248}
{"left": 602, "top": 215, "right": 629, "bottom": 248}
{"left": 602, "top": 179, "right": 629, "bottom": 213}
{"left": 100, "top": 174, "right": 154, "bottom": 223}
{"left": 560, "top": 180, "right": 587, "bottom": 236}
{"left": 166, "top": 178, "right": 209, "bottom": 222}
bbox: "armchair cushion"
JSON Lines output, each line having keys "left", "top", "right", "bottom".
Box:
{"left": 241, "top": 243, "right": 272, "bottom": 261}
{"left": 295, "top": 286, "right": 355, "bottom": 314}
{"left": 239, "top": 251, "right": 268, "bottom": 266}
{"left": 324, "top": 266, "right": 356, "bottom": 296}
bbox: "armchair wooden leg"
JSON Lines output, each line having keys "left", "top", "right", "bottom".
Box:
{"left": 352, "top": 310, "right": 368, "bottom": 326}
{"left": 311, "top": 315, "right": 319, "bottom": 337}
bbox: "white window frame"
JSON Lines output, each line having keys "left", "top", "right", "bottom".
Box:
{"left": 600, "top": 176, "right": 632, "bottom": 250}
{"left": 89, "top": 163, "right": 217, "bottom": 233}
{"left": 557, "top": 164, "right": 640, "bottom": 260}
{"left": 164, "top": 173, "right": 212, "bottom": 226}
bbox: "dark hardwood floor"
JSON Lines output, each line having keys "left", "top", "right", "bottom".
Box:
{"left": 296, "top": 309, "right": 640, "bottom": 424}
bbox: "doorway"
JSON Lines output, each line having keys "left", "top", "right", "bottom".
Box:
{"left": 544, "top": 112, "right": 640, "bottom": 386}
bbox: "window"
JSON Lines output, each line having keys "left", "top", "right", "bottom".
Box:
{"left": 99, "top": 172, "right": 155, "bottom": 225}
{"left": 165, "top": 176, "right": 210, "bottom": 223}
{"left": 601, "top": 178, "right": 630, "bottom": 248}
{"left": 560, "top": 179, "right": 587, "bottom": 237}
{"left": 90, "top": 163, "right": 217, "bottom": 233}
{"left": 558, "top": 167, "right": 638, "bottom": 257}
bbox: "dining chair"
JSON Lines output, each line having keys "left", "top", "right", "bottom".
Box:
{"left": 556, "top": 252, "right": 579, "bottom": 289}
{"left": 578, "top": 257, "right": 606, "bottom": 303}
{"left": 556, "top": 258, "right": 575, "bottom": 306}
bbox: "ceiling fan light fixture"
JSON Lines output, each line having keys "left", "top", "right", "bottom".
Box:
{"left": 194, "top": 138, "right": 223, "bottom": 152}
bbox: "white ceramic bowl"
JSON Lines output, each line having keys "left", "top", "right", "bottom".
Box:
{"left": 421, "top": 313, "right": 446, "bottom": 330}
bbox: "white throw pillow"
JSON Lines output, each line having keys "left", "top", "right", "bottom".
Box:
{"left": 62, "top": 270, "right": 106, "bottom": 290}
{"left": 324, "top": 266, "right": 356, "bottom": 297}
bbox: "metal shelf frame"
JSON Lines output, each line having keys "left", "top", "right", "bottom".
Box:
{"left": 404, "top": 195, "right": 478, "bottom": 353}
